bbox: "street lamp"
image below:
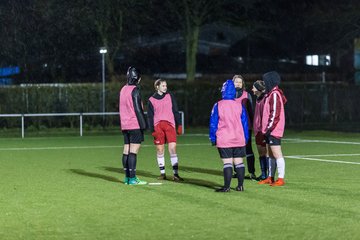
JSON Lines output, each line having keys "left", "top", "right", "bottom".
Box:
{"left": 99, "top": 47, "right": 107, "bottom": 114}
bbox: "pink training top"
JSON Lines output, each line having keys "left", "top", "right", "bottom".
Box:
{"left": 235, "top": 90, "right": 248, "bottom": 105}
{"left": 261, "top": 87, "right": 286, "bottom": 138}
{"left": 253, "top": 96, "right": 266, "bottom": 136}
{"left": 216, "top": 100, "right": 246, "bottom": 148}
{"left": 149, "top": 93, "right": 175, "bottom": 127}
{"left": 235, "top": 90, "right": 251, "bottom": 129}
{"left": 119, "top": 85, "right": 140, "bottom": 130}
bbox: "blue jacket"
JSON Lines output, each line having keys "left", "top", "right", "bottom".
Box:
{"left": 209, "top": 80, "right": 249, "bottom": 145}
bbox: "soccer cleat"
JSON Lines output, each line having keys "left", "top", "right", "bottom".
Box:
{"left": 157, "top": 174, "right": 167, "bottom": 180}
{"left": 128, "top": 176, "right": 147, "bottom": 185}
{"left": 124, "top": 176, "right": 129, "bottom": 185}
{"left": 235, "top": 185, "right": 244, "bottom": 191}
{"left": 270, "top": 178, "right": 285, "bottom": 187}
{"left": 173, "top": 174, "right": 184, "bottom": 182}
{"left": 258, "top": 177, "right": 274, "bottom": 185}
{"left": 256, "top": 174, "right": 267, "bottom": 181}
{"left": 215, "top": 187, "right": 230, "bottom": 192}
{"left": 244, "top": 173, "right": 257, "bottom": 181}
{"left": 232, "top": 173, "right": 237, "bottom": 178}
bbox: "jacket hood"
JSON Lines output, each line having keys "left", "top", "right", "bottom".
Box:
{"left": 221, "top": 80, "right": 236, "bottom": 100}
{"left": 263, "top": 71, "right": 281, "bottom": 93}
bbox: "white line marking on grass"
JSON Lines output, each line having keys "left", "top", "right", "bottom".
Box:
{"left": 0, "top": 143, "right": 210, "bottom": 151}
{"left": 290, "top": 153, "right": 360, "bottom": 158}
{"left": 284, "top": 138, "right": 360, "bottom": 145}
{"left": 286, "top": 156, "right": 360, "bottom": 165}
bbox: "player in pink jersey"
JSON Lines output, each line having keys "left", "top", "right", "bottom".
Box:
{"left": 251, "top": 80, "right": 270, "bottom": 180}
{"left": 119, "top": 66, "right": 147, "bottom": 185}
{"left": 209, "top": 80, "right": 249, "bottom": 192}
{"left": 147, "top": 79, "right": 184, "bottom": 182}
{"left": 232, "top": 75, "right": 256, "bottom": 180}
{"left": 258, "top": 71, "right": 287, "bottom": 187}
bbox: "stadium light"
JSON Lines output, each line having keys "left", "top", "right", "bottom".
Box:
{"left": 99, "top": 47, "right": 107, "bottom": 114}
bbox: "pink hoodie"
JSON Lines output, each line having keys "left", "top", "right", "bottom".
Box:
{"left": 261, "top": 87, "right": 287, "bottom": 138}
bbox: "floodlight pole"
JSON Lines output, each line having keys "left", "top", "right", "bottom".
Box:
{"left": 99, "top": 47, "right": 107, "bottom": 115}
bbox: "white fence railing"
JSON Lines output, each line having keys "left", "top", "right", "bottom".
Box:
{"left": 0, "top": 111, "right": 185, "bottom": 138}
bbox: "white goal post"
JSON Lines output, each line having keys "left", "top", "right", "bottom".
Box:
{"left": 0, "top": 111, "right": 185, "bottom": 138}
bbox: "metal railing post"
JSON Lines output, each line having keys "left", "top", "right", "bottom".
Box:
{"left": 21, "top": 114, "right": 24, "bottom": 138}
{"left": 80, "top": 113, "right": 83, "bottom": 137}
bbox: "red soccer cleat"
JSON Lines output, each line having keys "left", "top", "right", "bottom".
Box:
{"left": 270, "top": 178, "right": 285, "bottom": 187}
{"left": 258, "top": 177, "right": 274, "bottom": 185}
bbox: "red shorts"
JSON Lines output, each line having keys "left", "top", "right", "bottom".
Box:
{"left": 152, "top": 121, "right": 177, "bottom": 145}
{"left": 255, "top": 132, "right": 266, "bottom": 147}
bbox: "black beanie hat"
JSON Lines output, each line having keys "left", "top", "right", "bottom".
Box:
{"left": 253, "top": 80, "right": 265, "bottom": 92}
{"left": 127, "top": 66, "right": 141, "bottom": 85}
{"left": 263, "top": 71, "right": 281, "bottom": 93}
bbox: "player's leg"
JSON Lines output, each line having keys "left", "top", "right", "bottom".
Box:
{"left": 233, "top": 146, "right": 246, "bottom": 191}
{"left": 122, "top": 131, "right": 130, "bottom": 184}
{"left": 165, "top": 123, "right": 184, "bottom": 182}
{"left": 128, "top": 130, "right": 147, "bottom": 185}
{"left": 269, "top": 137, "right": 285, "bottom": 186}
{"left": 255, "top": 132, "right": 268, "bottom": 180}
{"left": 156, "top": 144, "right": 166, "bottom": 179}
{"left": 244, "top": 130, "right": 256, "bottom": 180}
{"left": 258, "top": 138, "right": 276, "bottom": 184}
{"left": 215, "top": 148, "right": 233, "bottom": 192}
{"left": 153, "top": 123, "right": 167, "bottom": 180}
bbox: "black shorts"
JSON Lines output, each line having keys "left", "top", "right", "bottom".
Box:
{"left": 218, "top": 146, "right": 246, "bottom": 159}
{"left": 122, "top": 129, "right": 144, "bottom": 144}
{"left": 265, "top": 135, "right": 281, "bottom": 146}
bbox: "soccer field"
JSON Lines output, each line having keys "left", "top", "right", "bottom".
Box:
{"left": 0, "top": 130, "right": 359, "bottom": 240}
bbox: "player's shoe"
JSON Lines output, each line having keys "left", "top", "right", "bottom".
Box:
{"left": 235, "top": 185, "right": 244, "bottom": 191}
{"left": 124, "top": 176, "right": 129, "bottom": 185}
{"left": 256, "top": 174, "right": 267, "bottom": 181}
{"left": 258, "top": 177, "right": 274, "bottom": 185}
{"left": 244, "top": 173, "right": 257, "bottom": 181}
{"left": 215, "top": 187, "right": 230, "bottom": 192}
{"left": 128, "top": 176, "right": 147, "bottom": 185}
{"left": 173, "top": 174, "right": 184, "bottom": 182}
{"left": 157, "top": 174, "right": 167, "bottom": 180}
{"left": 270, "top": 178, "right": 285, "bottom": 187}
{"left": 232, "top": 173, "right": 237, "bottom": 178}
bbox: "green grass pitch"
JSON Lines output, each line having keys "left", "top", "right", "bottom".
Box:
{"left": 0, "top": 130, "right": 359, "bottom": 239}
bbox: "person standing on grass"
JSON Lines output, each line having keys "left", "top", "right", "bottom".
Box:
{"left": 258, "top": 71, "right": 287, "bottom": 186}
{"left": 119, "top": 66, "right": 147, "bottom": 185}
{"left": 209, "top": 80, "right": 249, "bottom": 192}
{"left": 251, "top": 80, "right": 269, "bottom": 180}
{"left": 147, "top": 79, "right": 184, "bottom": 182}
{"left": 232, "top": 75, "right": 256, "bottom": 180}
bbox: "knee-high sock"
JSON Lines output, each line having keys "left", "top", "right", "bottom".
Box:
{"left": 276, "top": 157, "right": 285, "bottom": 178}
{"left": 234, "top": 163, "right": 245, "bottom": 187}
{"left": 259, "top": 156, "right": 267, "bottom": 177}
{"left": 122, "top": 154, "right": 129, "bottom": 178}
{"left": 246, "top": 154, "right": 255, "bottom": 174}
{"left": 170, "top": 154, "right": 179, "bottom": 175}
{"left": 268, "top": 157, "right": 277, "bottom": 177}
{"left": 157, "top": 153, "right": 165, "bottom": 174}
{"left": 223, "top": 163, "right": 233, "bottom": 188}
{"left": 128, "top": 153, "right": 137, "bottom": 178}
{"left": 246, "top": 136, "right": 255, "bottom": 174}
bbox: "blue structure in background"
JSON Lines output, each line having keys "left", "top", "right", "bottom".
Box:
{"left": 0, "top": 66, "right": 20, "bottom": 85}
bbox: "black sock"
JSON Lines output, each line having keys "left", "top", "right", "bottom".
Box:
{"left": 246, "top": 139, "right": 255, "bottom": 174}
{"left": 172, "top": 164, "right": 179, "bottom": 175}
{"left": 246, "top": 154, "right": 255, "bottom": 174}
{"left": 128, "top": 153, "right": 137, "bottom": 178}
{"left": 235, "top": 163, "right": 245, "bottom": 187}
{"left": 122, "top": 154, "right": 129, "bottom": 178}
{"left": 223, "top": 163, "right": 233, "bottom": 188}
{"left": 270, "top": 158, "right": 277, "bottom": 178}
{"left": 259, "top": 156, "right": 267, "bottom": 177}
